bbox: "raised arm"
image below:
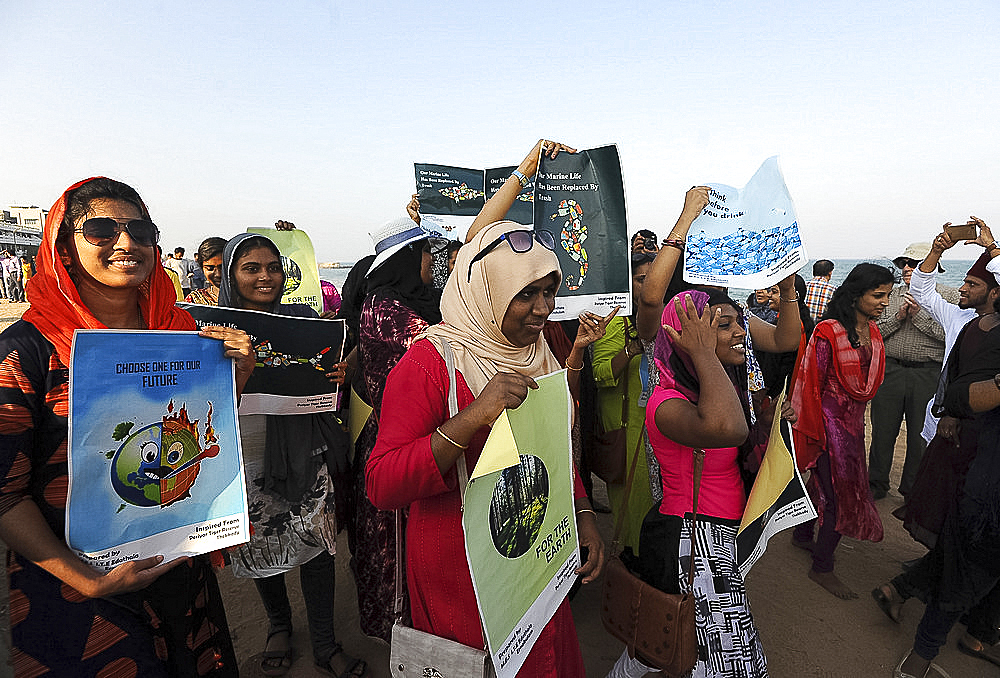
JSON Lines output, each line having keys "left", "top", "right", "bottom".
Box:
{"left": 466, "top": 139, "right": 576, "bottom": 242}
{"left": 745, "top": 273, "right": 802, "bottom": 353}
{"left": 636, "top": 187, "right": 709, "bottom": 340}
{"left": 653, "top": 296, "right": 749, "bottom": 448}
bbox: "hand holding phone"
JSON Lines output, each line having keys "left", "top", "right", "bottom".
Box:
{"left": 945, "top": 222, "right": 978, "bottom": 241}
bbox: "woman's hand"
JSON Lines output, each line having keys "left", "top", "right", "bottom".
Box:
{"left": 325, "top": 360, "right": 348, "bottom": 385}
{"left": 676, "top": 186, "right": 710, "bottom": 226}
{"left": 469, "top": 372, "right": 538, "bottom": 425}
{"left": 775, "top": 272, "right": 796, "bottom": 297}
{"left": 199, "top": 325, "right": 255, "bottom": 394}
{"left": 406, "top": 193, "right": 421, "bottom": 225}
{"left": 89, "top": 555, "right": 190, "bottom": 598}
{"left": 575, "top": 509, "right": 605, "bottom": 584}
{"left": 662, "top": 293, "right": 720, "bottom": 360}
{"left": 779, "top": 398, "right": 797, "bottom": 424}
{"left": 274, "top": 220, "right": 296, "bottom": 231}
{"left": 520, "top": 139, "right": 577, "bottom": 179}
{"left": 573, "top": 306, "right": 619, "bottom": 350}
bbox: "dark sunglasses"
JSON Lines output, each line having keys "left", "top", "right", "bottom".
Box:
{"left": 74, "top": 217, "right": 160, "bottom": 247}
{"left": 467, "top": 229, "right": 556, "bottom": 282}
{"left": 895, "top": 258, "right": 919, "bottom": 270}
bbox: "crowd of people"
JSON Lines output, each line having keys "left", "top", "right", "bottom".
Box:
{"left": 0, "top": 143, "right": 999, "bottom": 677}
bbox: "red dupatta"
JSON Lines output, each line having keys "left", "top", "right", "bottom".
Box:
{"left": 790, "top": 319, "right": 885, "bottom": 471}
{"left": 23, "top": 177, "right": 195, "bottom": 360}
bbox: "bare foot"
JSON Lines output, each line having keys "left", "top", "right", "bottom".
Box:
{"left": 808, "top": 569, "right": 858, "bottom": 599}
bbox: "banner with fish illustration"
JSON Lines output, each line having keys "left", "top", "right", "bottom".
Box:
{"left": 683, "top": 156, "right": 807, "bottom": 288}
{"left": 180, "top": 304, "right": 345, "bottom": 415}
{"left": 246, "top": 227, "right": 324, "bottom": 314}
{"left": 414, "top": 163, "right": 486, "bottom": 240}
{"left": 485, "top": 165, "right": 534, "bottom": 225}
{"left": 66, "top": 330, "right": 248, "bottom": 571}
{"left": 463, "top": 372, "right": 577, "bottom": 678}
{"left": 534, "top": 145, "right": 630, "bottom": 321}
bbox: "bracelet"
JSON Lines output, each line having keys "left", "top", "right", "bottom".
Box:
{"left": 576, "top": 508, "right": 597, "bottom": 517}
{"left": 511, "top": 169, "right": 530, "bottom": 188}
{"left": 662, "top": 238, "right": 685, "bottom": 251}
{"left": 435, "top": 426, "right": 468, "bottom": 449}
{"left": 780, "top": 294, "right": 800, "bottom": 303}
{"left": 565, "top": 361, "right": 584, "bottom": 371}
{"left": 987, "top": 241, "right": 998, "bottom": 253}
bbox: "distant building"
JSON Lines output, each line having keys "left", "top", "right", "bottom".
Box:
{"left": 1, "top": 206, "right": 44, "bottom": 256}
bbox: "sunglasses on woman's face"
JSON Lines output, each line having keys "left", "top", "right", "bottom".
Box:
{"left": 467, "top": 229, "right": 556, "bottom": 282}
{"left": 73, "top": 217, "right": 160, "bottom": 248}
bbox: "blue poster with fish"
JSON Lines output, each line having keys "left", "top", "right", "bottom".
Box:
{"left": 65, "top": 330, "right": 248, "bottom": 571}
{"left": 682, "top": 156, "right": 808, "bottom": 288}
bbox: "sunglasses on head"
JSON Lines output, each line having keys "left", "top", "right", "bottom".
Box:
{"left": 467, "top": 229, "right": 556, "bottom": 282}
{"left": 74, "top": 217, "right": 160, "bottom": 248}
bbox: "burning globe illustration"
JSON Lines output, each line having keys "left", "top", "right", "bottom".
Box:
{"left": 110, "top": 400, "right": 221, "bottom": 507}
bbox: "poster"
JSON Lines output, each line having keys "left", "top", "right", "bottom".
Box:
{"left": 463, "top": 372, "right": 577, "bottom": 678}
{"left": 485, "top": 165, "right": 534, "bottom": 225}
{"left": 683, "top": 157, "right": 808, "bottom": 289}
{"left": 246, "top": 227, "right": 323, "bottom": 313}
{"left": 736, "top": 390, "right": 817, "bottom": 576}
{"left": 180, "top": 304, "right": 344, "bottom": 415}
{"left": 414, "top": 163, "right": 485, "bottom": 239}
{"left": 535, "top": 145, "right": 630, "bottom": 320}
{"left": 66, "top": 331, "right": 248, "bottom": 571}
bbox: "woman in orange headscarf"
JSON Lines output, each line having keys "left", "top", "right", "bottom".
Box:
{"left": 0, "top": 177, "right": 254, "bottom": 676}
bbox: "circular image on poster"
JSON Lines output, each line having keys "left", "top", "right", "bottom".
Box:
{"left": 489, "top": 454, "right": 549, "bottom": 559}
{"left": 281, "top": 256, "right": 302, "bottom": 295}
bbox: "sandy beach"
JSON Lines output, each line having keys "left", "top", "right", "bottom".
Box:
{"left": 0, "top": 301, "right": 992, "bottom": 677}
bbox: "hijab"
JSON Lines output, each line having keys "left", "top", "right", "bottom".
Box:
{"left": 218, "top": 233, "right": 312, "bottom": 318}
{"left": 653, "top": 290, "right": 709, "bottom": 403}
{"left": 365, "top": 241, "right": 441, "bottom": 325}
{"left": 421, "top": 220, "right": 563, "bottom": 396}
{"left": 23, "top": 177, "right": 195, "bottom": 360}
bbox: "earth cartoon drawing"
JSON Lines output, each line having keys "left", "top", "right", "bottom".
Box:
{"left": 110, "top": 400, "right": 221, "bottom": 508}
{"left": 281, "top": 255, "right": 302, "bottom": 295}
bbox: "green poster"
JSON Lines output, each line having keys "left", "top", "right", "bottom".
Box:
{"left": 246, "top": 227, "right": 323, "bottom": 313}
{"left": 462, "top": 371, "right": 578, "bottom": 678}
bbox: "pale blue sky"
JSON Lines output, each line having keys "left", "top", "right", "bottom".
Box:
{"left": 2, "top": 1, "right": 998, "bottom": 263}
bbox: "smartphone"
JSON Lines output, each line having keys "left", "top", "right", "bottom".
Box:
{"left": 946, "top": 222, "right": 978, "bottom": 241}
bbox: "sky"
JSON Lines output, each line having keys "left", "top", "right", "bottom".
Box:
{"left": 2, "top": 1, "right": 998, "bottom": 264}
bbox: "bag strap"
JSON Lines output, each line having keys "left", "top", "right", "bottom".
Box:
{"left": 610, "top": 426, "right": 646, "bottom": 551}
{"left": 687, "top": 448, "right": 705, "bottom": 591}
{"left": 617, "top": 319, "right": 631, "bottom": 426}
{"left": 394, "top": 340, "right": 464, "bottom": 622}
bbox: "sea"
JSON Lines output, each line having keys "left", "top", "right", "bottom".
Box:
{"left": 321, "top": 258, "right": 977, "bottom": 299}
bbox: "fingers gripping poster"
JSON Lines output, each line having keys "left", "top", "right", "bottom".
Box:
{"left": 683, "top": 157, "right": 808, "bottom": 288}
{"left": 414, "top": 164, "right": 486, "bottom": 240}
{"left": 246, "top": 227, "right": 323, "bottom": 314}
{"left": 463, "top": 372, "right": 578, "bottom": 678}
{"left": 736, "top": 390, "right": 816, "bottom": 576}
{"left": 180, "top": 304, "right": 345, "bottom": 415}
{"left": 535, "top": 145, "right": 630, "bottom": 320}
{"left": 66, "top": 331, "right": 248, "bottom": 571}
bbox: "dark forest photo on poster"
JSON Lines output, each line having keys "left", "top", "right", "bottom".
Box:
{"left": 489, "top": 454, "right": 550, "bottom": 559}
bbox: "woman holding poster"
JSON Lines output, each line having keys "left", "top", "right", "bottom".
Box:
{"left": 608, "top": 290, "right": 768, "bottom": 678}
{"left": 791, "top": 263, "right": 892, "bottom": 600}
{"left": 366, "top": 219, "right": 606, "bottom": 677}
{"left": 219, "top": 232, "right": 367, "bottom": 678}
{"left": 0, "top": 177, "right": 253, "bottom": 676}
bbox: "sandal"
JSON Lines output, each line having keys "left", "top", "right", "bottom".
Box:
{"left": 316, "top": 642, "right": 368, "bottom": 677}
{"left": 872, "top": 582, "right": 905, "bottom": 623}
{"left": 260, "top": 629, "right": 293, "bottom": 677}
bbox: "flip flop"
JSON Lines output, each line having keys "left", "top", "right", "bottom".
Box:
{"left": 872, "top": 583, "right": 904, "bottom": 623}
{"left": 316, "top": 642, "right": 368, "bottom": 677}
{"left": 260, "top": 630, "right": 293, "bottom": 677}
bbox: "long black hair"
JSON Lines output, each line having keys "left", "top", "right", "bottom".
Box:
{"left": 823, "top": 262, "right": 896, "bottom": 347}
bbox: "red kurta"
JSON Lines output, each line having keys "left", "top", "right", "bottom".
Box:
{"left": 367, "top": 339, "right": 587, "bottom": 677}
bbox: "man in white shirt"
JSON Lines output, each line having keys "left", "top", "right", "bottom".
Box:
{"left": 164, "top": 247, "right": 196, "bottom": 298}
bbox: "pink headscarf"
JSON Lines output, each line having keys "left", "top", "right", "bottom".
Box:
{"left": 653, "top": 290, "right": 710, "bottom": 403}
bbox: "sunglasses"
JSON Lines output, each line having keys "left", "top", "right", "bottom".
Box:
{"left": 467, "top": 229, "right": 556, "bottom": 282}
{"left": 895, "top": 258, "right": 919, "bottom": 270}
{"left": 73, "top": 217, "right": 160, "bottom": 248}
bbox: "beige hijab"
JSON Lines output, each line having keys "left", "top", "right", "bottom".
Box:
{"left": 421, "top": 220, "right": 563, "bottom": 396}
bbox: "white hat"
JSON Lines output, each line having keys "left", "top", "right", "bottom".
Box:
{"left": 367, "top": 216, "right": 432, "bottom": 276}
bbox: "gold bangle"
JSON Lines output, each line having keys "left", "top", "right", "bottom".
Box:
{"left": 780, "top": 294, "right": 799, "bottom": 303}
{"left": 576, "top": 508, "right": 597, "bottom": 516}
{"left": 435, "top": 426, "right": 467, "bottom": 449}
{"left": 565, "top": 361, "right": 583, "bottom": 371}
